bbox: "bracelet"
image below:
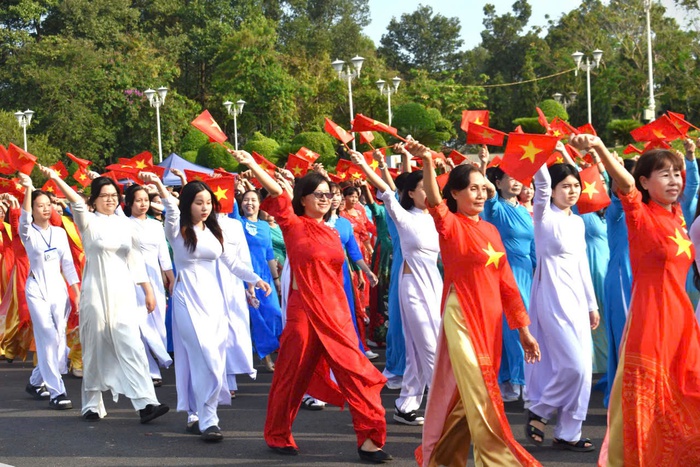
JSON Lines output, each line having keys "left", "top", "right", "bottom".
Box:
{"left": 378, "top": 164, "right": 387, "bottom": 170}
{"left": 272, "top": 277, "right": 280, "bottom": 280}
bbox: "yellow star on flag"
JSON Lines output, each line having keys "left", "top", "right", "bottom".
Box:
{"left": 479, "top": 129, "right": 494, "bottom": 139}
{"left": 0, "top": 160, "right": 9, "bottom": 168}
{"left": 134, "top": 160, "right": 148, "bottom": 169}
{"left": 581, "top": 181, "right": 599, "bottom": 200}
{"left": 555, "top": 156, "right": 564, "bottom": 164}
{"left": 338, "top": 173, "right": 347, "bottom": 180}
{"left": 210, "top": 118, "right": 223, "bottom": 133}
{"left": 351, "top": 172, "right": 362, "bottom": 180}
{"left": 213, "top": 186, "right": 228, "bottom": 201}
{"left": 18, "top": 152, "right": 31, "bottom": 160}
{"left": 292, "top": 166, "right": 302, "bottom": 176}
{"left": 482, "top": 242, "right": 505, "bottom": 269}
{"left": 78, "top": 173, "right": 87, "bottom": 181}
{"left": 668, "top": 228, "right": 693, "bottom": 258}
{"left": 0, "top": 179, "right": 9, "bottom": 186}
{"left": 46, "top": 185, "right": 54, "bottom": 192}
{"left": 519, "top": 141, "right": 543, "bottom": 163}
{"left": 681, "top": 213, "right": 687, "bottom": 228}
{"left": 474, "top": 118, "right": 483, "bottom": 125}
{"left": 652, "top": 129, "right": 666, "bottom": 139}
{"left": 552, "top": 130, "right": 562, "bottom": 137}
{"left": 369, "top": 160, "right": 379, "bottom": 170}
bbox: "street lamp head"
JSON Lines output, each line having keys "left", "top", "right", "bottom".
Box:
{"left": 350, "top": 55, "right": 364, "bottom": 76}
{"left": 568, "top": 91, "right": 578, "bottom": 103}
{"left": 592, "top": 49, "right": 603, "bottom": 67}
{"left": 14, "top": 111, "right": 25, "bottom": 125}
{"left": 571, "top": 51, "right": 584, "bottom": 68}
{"left": 144, "top": 88, "right": 156, "bottom": 106}
{"left": 236, "top": 99, "right": 246, "bottom": 114}
{"left": 331, "top": 59, "right": 345, "bottom": 74}
{"left": 157, "top": 86, "right": 168, "bottom": 104}
{"left": 392, "top": 76, "right": 402, "bottom": 91}
{"left": 23, "top": 110, "right": 34, "bottom": 125}
{"left": 376, "top": 79, "right": 386, "bottom": 93}
{"left": 223, "top": 100, "right": 233, "bottom": 114}
{"left": 552, "top": 92, "right": 563, "bottom": 103}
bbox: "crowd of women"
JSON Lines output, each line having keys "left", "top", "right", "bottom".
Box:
{"left": 0, "top": 133, "right": 699, "bottom": 466}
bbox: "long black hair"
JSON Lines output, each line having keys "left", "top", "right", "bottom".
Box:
{"left": 178, "top": 181, "right": 223, "bottom": 253}
{"left": 292, "top": 172, "right": 329, "bottom": 216}
{"left": 548, "top": 163, "right": 581, "bottom": 192}
{"left": 87, "top": 177, "right": 121, "bottom": 210}
{"left": 400, "top": 171, "right": 424, "bottom": 210}
{"left": 31, "top": 190, "right": 52, "bottom": 208}
{"left": 443, "top": 164, "right": 481, "bottom": 213}
{"left": 123, "top": 184, "right": 148, "bottom": 218}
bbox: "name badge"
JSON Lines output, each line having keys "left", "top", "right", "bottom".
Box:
{"left": 44, "top": 248, "right": 58, "bottom": 262}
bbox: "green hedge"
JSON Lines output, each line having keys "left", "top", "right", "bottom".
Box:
{"left": 195, "top": 142, "right": 238, "bottom": 172}
{"left": 606, "top": 119, "right": 643, "bottom": 145}
{"left": 180, "top": 128, "right": 210, "bottom": 153}
{"left": 243, "top": 132, "right": 280, "bottom": 158}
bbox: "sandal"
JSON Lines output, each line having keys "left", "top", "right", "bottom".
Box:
{"left": 152, "top": 378, "right": 163, "bottom": 388}
{"left": 552, "top": 437, "right": 595, "bottom": 452}
{"left": 229, "top": 390, "right": 236, "bottom": 399}
{"left": 524, "top": 409, "right": 547, "bottom": 446}
{"left": 300, "top": 395, "right": 325, "bottom": 411}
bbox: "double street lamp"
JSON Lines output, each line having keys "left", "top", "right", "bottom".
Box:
{"left": 223, "top": 99, "right": 246, "bottom": 150}
{"left": 144, "top": 87, "right": 168, "bottom": 163}
{"left": 14, "top": 110, "right": 34, "bottom": 151}
{"left": 331, "top": 56, "right": 365, "bottom": 150}
{"left": 376, "top": 77, "right": 401, "bottom": 126}
{"left": 572, "top": 49, "right": 603, "bottom": 124}
{"left": 552, "top": 91, "right": 578, "bottom": 111}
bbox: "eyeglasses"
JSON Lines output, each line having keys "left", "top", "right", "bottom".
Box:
{"left": 311, "top": 191, "right": 334, "bottom": 200}
{"left": 98, "top": 193, "right": 119, "bottom": 200}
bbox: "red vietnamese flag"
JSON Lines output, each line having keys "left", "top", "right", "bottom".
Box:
{"left": 295, "top": 147, "right": 320, "bottom": 164}
{"left": 351, "top": 114, "right": 398, "bottom": 137}
{"left": 577, "top": 123, "right": 597, "bottom": 136}
{"left": 119, "top": 151, "right": 154, "bottom": 169}
{"left": 513, "top": 125, "right": 524, "bottom": 134}
{"left": 577, "top": 166, "right": 611, "bottom": 214}
{"left": 250, "top": 151, "right": 277, "bottom": 172}
{"left": 0, "top": 177, "right": 14, "bottom": 191}
{"left": 204, "top": 176, "right": 235, "bottom": 213}
{"left": 436, "top": 173, "right": 449, "bottom": 191}
{"left": 105, "top": 164, "right": 143, "bottom": 184}
{"left": 643, "top": 140, "right": 672, "bottom": 151}
{"left": 359, "top": 131, "right": 375, "bottom": 145}
{"left": 49, "top": 161, "right": 68, "bottom": 179}
{"left": 66, "top": 152, "right": 92, "bottom": 169}
{"left": 41, "top": 179, "right": 65, "bottom": 197}
{"left": 536, "top": 107, "right": 551, "bottom": 133}
{"left": 466, "top": 124, "right": 506, "bottom": 146}
{"left": 191, "top": 110, "right": 227, "bottom": 143}
{"left": 546, "top": 152, "right": 566, "bottom": 167}
{"left": 549, "top": 117, "right": 580, "bottom": 138}
{"left": 72, "top": 167, "right": 91, "bottom": 187}
{"left": 448, "top": 150, "right": 467, "bottom": 165}
{"left": 500, "top": 133, "right": 559, "bottom": 184}
{"left": 630, "top": 115, "right": 684, "bottom": 142}
{"left": 8, "top": 143, "right": 37, "bottom": 175}
{"left": 460, "top": 110, "right": 489, "bottom": 133}
{"left": 362, "top": 149, "right": 384, "bottom": 172}
{"left": 286, "top": 154, "right": 311, "bottom": 178}
{"left": 623, "top": 144, "right": 643, "bottom": 155}
{"left": 324, "top": 118, "right": 354, "bottom": 145}
{"left": 346, "top": 163, "right": 366, "bottom": 181}
{"left": 487, "top": 156, "right": 502, "bottom": 168}
{"left": 328, "top": 173, "right": 345, "bottom": 184}
{"left": 183, "top": 169, "right": 210, "bottom": 182}
{"left": 667, "top": 111, "right": 693, "bottom": 136}
{"left": 0, "top": 145, "right": 14, "bottom": 175}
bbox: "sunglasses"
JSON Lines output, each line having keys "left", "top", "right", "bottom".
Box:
{"left": 311, "top": 191, "right": 334, "bottom": 200}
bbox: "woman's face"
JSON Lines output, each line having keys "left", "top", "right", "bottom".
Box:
{"left": 32, "top": 194, "right": 52, "bottom": 223}
{"left": 640, "top": 164, "right": 683, "bottom": 207}
{"left": 302, "top": 182, "right": 332, "bottom": 219}
{"left": 551, "top": 175, "right": 581, "bottom": 210}
{"left": 241, "top": 192, "right": 260, "bottom": 218}
{"left": 330, "top": 188, "right": 342, "bottom": 211}
{"left": 344, "top": 190, "right": 359, "bottom": 208}
{"left": 94, "top": 184, "right": 120, "bottom": 215}
{"left": 130, "top": 190, "right": 150, "bottom": 218}
{"left": 408, "top": 180, "right": 428, "bottom": 210}
{"left": 190, "top": 189, "right": 213, "bottom": 225}
{"left": 496, "top": 173, "right": 523, "bottom": 198}
{"left": 452, "top": 172, "right": 488, "bottom": 217}
{"left": 518, "top": 183, "right": 534, "bottom": 203}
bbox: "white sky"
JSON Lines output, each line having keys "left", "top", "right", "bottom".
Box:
{"left": 364, "top": 0, "right": 690, "bottom": 50}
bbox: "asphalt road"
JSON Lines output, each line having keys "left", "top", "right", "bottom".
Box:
{"left": 0, "top": 352, "right": 606, "bottom": 466}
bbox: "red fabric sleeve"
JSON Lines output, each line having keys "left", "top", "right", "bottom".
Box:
{"left": 263, "top": 193, "right": 299, "bottom": 234}
{"left": 617, "top": 187, "right": 648, "bottom": 229}
{"left": 427, "top": 201, "right": 455, "bottom": 239}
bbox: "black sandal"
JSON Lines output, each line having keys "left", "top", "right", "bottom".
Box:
{"left": 552, "top": 437, "right": 595, "bottom": 452}
{"left": 524, "top": 410, "right": 547, "bottom": 446}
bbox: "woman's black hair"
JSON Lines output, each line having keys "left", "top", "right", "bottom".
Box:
{"left": 394, "top": 172, "right": 411, "bottom": 194}
{"left": 31, "top": 190, "right": 52, "bottom": 208}
{"left": 623, "top": 158, "right": 637, "bottom": 175}
{"left": 324, "top": 182, "right": 342, "bottom": 220}
{"left": 292, "top": 172, "right": 329, "bottom": 216}
{"left": 238, "top": 189, "right": 261, "bottom": 217}
{"left": 634, "top": 149, "right": 683, "bottom": 204}
{"left": 548, "top": 163, "right": 581, "bottom": 192}
{"left": 400, "top": 171, "right": 424, "bottom": 210}
{"left": 178, "top": 181, "right": 223, "bottom": 253}
{"left": 342, "top": 185, "right": 359, "bottom": 198}
{"left": 123, "top": 184, "right": 148, "bottom": 218}
{"left": 443, "top": 164, "right": 481, "bottom": 213}
{"left": 87, "top": 177, "right": 121, "bottom": 209}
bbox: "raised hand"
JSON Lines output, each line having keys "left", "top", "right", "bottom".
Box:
{"left": 230, "top": 150, "right": 255, "bottom": 166}
{"left": 349, "top": 150, "right": 365, "bottom": 166}
{"left": 18, "top": 173, "right": 33, "bottom": 189}
{"left": 37, "top": 164, "right": 58, "bottom": 180}
{"left": 138, "top": 172, "right": 161, "bottom": 185}
{"left": 406, "top": 141, "right": 431, "bottom": 161}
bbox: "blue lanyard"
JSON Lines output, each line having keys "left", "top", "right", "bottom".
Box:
{"left": 31, "top": 224, "right": 52, "bottom": 249}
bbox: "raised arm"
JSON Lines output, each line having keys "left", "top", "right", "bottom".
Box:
{"left": 570, "top": 135, "right": 635, "bottom": 195}
{"left": 376, "top": 148, "right": 396, "bottom": 192}
{"left": 18, "top": 173, "right": 33, "bottom": 215}
{"left": 349, "top": 151, "right": 390, "bottom": 194}
{"left": 230, "top": 150, "right": 283, "bottom": 197}
{"left": 408, "top": 142, "right": 441, "bottom": 206}
{"left": 37, "top": 164, "right": 83, "bottom": 205}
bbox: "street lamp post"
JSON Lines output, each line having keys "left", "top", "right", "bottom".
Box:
{"left": 331, "top": 56, "right": 365, "bottom": 150}
{"left": 14, "top": 110, "right": 34, "bottom": 152}
{"left": 552, "top": 91, "right": 578, "bottom": 111}
{"left": 644, "top": 0, "right": 656, "bottom": 121}
{"left": 376, "top": 77, "right": 401, "bottom": 126}
{"left": 223, "top": 99, "right": 246, "bottom": 150}
{"left": 572, "top": 49, "right": 603, "bottom": 124}
{"left": 144, "top": 87, "right": 168, "bottom": 163}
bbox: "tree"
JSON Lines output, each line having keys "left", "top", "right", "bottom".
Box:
{"left": 243, "top": 132, "right": 280, "bottom": 158}
{"left": 391, "top": 103, "right": 452, "bottom": 149}
{"left": 378, "top": 5, "right": 464, "bottom": 74}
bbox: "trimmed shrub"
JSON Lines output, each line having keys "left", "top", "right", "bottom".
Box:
{"left": 243, "top": 132, "right": 280, "bottom": 158}
{"left": 606, "top": 119, "right": 643, "bottom": 145}
{"left": 180, "top": 128, "right": 210, "bottom": 153}
{"left": 195, "top": 142, "right": 238, "bottom": 172}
